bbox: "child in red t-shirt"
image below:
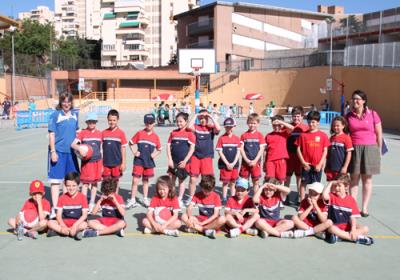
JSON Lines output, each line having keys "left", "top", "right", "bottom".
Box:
{"left": 8, "top": 180, "right": 51, "bottom": 240}
{"left": 322, "top": 174, "right": 374, "bottom": 245}
{"left": 296, "top": 111, "right": 330, "bottom": 201}
{"left": 127, "top": 114, "right": 162, "bottom": 209}
{"left": 325, "top": 116, "right": 353, "bottom": 181}
{"left": 263, "top": 115, "right": 294, "bottom": 183}
{"left": 82, "top": 178, "right": 126, "bottom": 238}
{"left": 253, "top": 179, "right": 294, "bottom": 238}
{"left": 47, "top": 172, "right": 88, "bottom": 240}
{"left": 181, "top": 175, "right": 226, "bottom": 239}
{"left": 71, "top": 112, "right": 102, "bottom": 213}
{"left": 142, "top": 176, "right": 182, "bottom": 237}
{"left": 292, "top": 182, "right": 333, "bottom": 238}
{"left": 225, "top": 178, "right": 259, "bottom": 238}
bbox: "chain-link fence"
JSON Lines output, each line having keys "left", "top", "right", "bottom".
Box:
{"left": 345, "top": 42, "right": 400, "bottom": 68}
{"left": 217, "top": 51, "right": 344, "bottom": 72}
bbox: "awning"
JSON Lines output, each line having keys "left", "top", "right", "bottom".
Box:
{"left": 103, "top": 13, "right": 116, "bottom": 19}
{"left": 152, "top": 94, "right": 175, "bottom": 101}
{"left": 119, "top": 21, "right": 140, "bottom": 28}
{"left": 127, "top": 11, "right": 139, "bottom": 19}
{"left": 244, "top": 93, "right": 263, "bottom": 100}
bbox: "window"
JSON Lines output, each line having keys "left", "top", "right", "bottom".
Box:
{"left": 130, "top": 55, "right": 140, "bottom": 61}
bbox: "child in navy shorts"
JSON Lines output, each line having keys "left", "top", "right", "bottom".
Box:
{"left": 225, "top": 178, "right": 259, "bottom": 238}
{"left": 240, "top": 113, "right": 265, "bottom": 193}
{"left": 285, "top": 106, "right": 308, "bottom": 204}
{"left": 102, "top": 109, "right": 127, "bottom": 191}
{"left": 181, "top": 175, "right": 226, "bottom": 239}
{"left": 71, "top": 112, "right": 102, "bottom": 213}
{"left": 322, "top": 174, "right": 374, "bottom": 245}
{"left": 296, "top": 111, "right": 329, "bottom": 201}
{"left": 187, "top": 109, "right": 220, "bottom": 204}
{"left": 166, "top": 112, "right": 196, "bottom": 206}
{"left": 216, "top": 117, "right": 241, "bottom": 204}
{"left": 8, "top": 180, "right": 50, "bottom": 239}
{"left": 82, "top": 178, "right": 126, "bottom": 238}
{"left": 126, "top": 114, "right": 161, "bottom": 208}
{"left": 253, "top": 179, "right": 294, "bottom": 238}
{"left": 47, "top": 172, "right": 88, "bottom": 240}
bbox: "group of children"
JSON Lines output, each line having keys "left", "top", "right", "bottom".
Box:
{"left": 7, "top": 105, "right": 373, "bottom": 245}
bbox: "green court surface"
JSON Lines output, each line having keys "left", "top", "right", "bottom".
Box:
{"left": 0, "top": 112, "right": 399, "bottom": 280}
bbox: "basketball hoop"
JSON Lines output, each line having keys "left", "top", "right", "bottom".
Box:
{"left": 192, "top": 67, "right": 201, "bottom": 76}
{"left": 320, "top": 88, "right": 327, "bottom": 95}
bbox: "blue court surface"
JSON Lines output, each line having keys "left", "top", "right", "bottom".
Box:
{"left": 0, "top": 112, "right": 399, "bottom": 280}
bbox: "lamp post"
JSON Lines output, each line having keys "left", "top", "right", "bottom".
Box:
{"left": 9, "top": 26, "right": 17, "bottom": 107}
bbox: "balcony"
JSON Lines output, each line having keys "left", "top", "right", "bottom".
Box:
{"left": 187, "top": 40, "right": 214, "bottom": 49}
{"left": 102, "top": 44, "right": 117, "bottom": 55}
{"left": 114, "top": 0, "right": 144, "bottom": 13}
{"left": 188, "top": 18, "right": 214, "bottom": 36}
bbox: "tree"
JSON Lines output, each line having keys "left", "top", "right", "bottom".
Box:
{"left": 168, "top": 53, "right": 178, "bottom": 65}
{"left": 340, "top": 15, "right": 364, "bottom": 33}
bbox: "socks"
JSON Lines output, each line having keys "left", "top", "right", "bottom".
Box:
{"left": 305, "top": 228, "right": 315, "bottom": 236}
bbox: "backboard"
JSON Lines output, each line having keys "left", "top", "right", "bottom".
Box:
{"left": 179, "top": 49, "right": 216, "bottom": 74}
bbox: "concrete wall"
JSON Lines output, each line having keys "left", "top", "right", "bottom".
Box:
{"left": 5, "top": 74, "right": 49, "bottom": 100}
{"left": 207, "top": 67, "right": 400, "bottom": 131}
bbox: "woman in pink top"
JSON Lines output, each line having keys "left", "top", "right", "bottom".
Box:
{"left": 346, "top": 90, "right": 383, "bottom": 217}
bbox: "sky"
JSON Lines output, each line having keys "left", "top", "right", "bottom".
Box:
{"left": 0, "top": 0, "right": 399, "bottom": 18}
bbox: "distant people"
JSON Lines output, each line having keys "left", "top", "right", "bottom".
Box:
{"left": 28, "top": 98, "right": 37, "bottom": 111}
{"left": 11, "top": 101, "right": 20, "bottom": 119}
{"left": 344, "top": 101, "right": 351, "bottom": 115}
{"left": 226, "top": 106, "right": 233, "bottom": 118}
{"left": 219, "top": 103, "right": 226, "bottom": 118}
{"left": 321, "top": 99, "right": 329, "bottom": 111}
{"left": 232, "top": 103, "right": 238, "bottom": 118}
{"left": 2, "top": 96, "right": 11, "bottom": 119}
{"left": 207, "top": 101, "right": 213, "bottom": 113}
{"left": 286, "top": 104, "right": 293, "bottom": 114}
{"left": 165, "top": 104, "right": 171, "bottom": 125}
{"left": 346, "top": 90, "right": 382, "bottom": 217}
{"left": 172, "top": 103, "right": 179, "bottom": 124}
{"left": 310, "top": 104, "right": 317, "bottom": 112}
{"left": 152, "top": 103, "right": 158, "bottom": 118}
{"left": 249, "top": 102, "right": 254, "bottom": 115}
{"left": 211, "top": 103, "right": 219, "bottom": 121}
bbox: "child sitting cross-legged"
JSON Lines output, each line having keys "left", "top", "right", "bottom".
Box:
{"left": 142, "top": 175, "right": 182, "bottom": 237}
{"left": 292, "top": 182, "right": 333, "bottom": 239}
{"left": 82, "top": 178, "right": 126, "bottom": 238}
{"left": 253, "top": 178, "right": 294, "bottom": 238}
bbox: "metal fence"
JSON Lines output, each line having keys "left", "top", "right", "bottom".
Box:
{"left": 345, "top": 42, "right": 400, "bottom": 68}
{"left": 217, "top": 51, "right": 344, "bottom": 72}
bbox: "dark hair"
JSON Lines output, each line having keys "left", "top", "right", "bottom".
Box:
{"left": 352, "top": 90, "right": 368, "bottom": 113}
{"left": 107, "top": 109, "right": 119, "bottom": 119}
{"left": 56, "top": 92, "right": 74, "bottom": 110}
{"left": 155, "top": 175, "right": 175, "bottom": 199}
{"left": 64, "top": 172, "right": 80, "bottom": 184}
{"left": 265, "top": 177, "right": 280, "bottom": 185}
{"left": 101, "top": 178, "right": 118, "bottom": 195}
{"left": 199, "top": 108, "right": 208, "bottom": 114}
{"left": 330, "top": 116, "right": 349, "bottom": 134}
{"left": 291, "top": 106, "right": 304, "bottom": 116}
{"left": 271, "top": 114, "right": 284, "bottom": 122}
{"left": 176, "top": 112, "right": 189, "bottom": 121}
{"left": 307, "top": 110, "right": 320, "bottom": 122}
{"left": 199, "top": 175, "right": 215, "bottom": 191}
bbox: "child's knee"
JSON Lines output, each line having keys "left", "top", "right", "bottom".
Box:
{"left": 218, "top": 216, "right": 226, "bottom": 224}
{"left": 38, "top": 220, "right": 48, "bottom": 228}
{"left": 326, "top": 219, "right": 333, "bottom": 227}
{"left": 8, "top": 218, "right": 16, "bottom": 228}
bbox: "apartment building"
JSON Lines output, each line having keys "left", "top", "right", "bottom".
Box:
{"left": 174, "top": 1, "right": 331, "bottom": 65}
{"left": 100, "top": 0, "right": 198, "bottom": 68}
{"left": 54, "top": 0, "right": 101, "bottom": 39}
{"left": 18, "top": 6, "right": 55, "bottom": 25}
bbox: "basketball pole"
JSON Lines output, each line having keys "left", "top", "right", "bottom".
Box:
{"left": 195, "top": 72, "right": 200, "bottom": 113}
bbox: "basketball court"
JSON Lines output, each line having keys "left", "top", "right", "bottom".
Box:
{"left": 0, "top": 112, "right": 399, "bottom": 280}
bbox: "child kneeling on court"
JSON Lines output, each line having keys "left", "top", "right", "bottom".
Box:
{"left": 83, "top": 178, "right": 126, "bottom": 238}
{"left": 292, "top": 182, "right": 333, "bottom": 238}
{"left": 322, "top": 174, "right": 374, "bottom": 245}
{"left": 47, "top": 172, "right": 88, "bottom": 240}
{"left": 8, "top": 180, "right": 51, "bottom": 240}
{"left": 253, "top": 179, "right": 294, "bottom": 238}
{"left": 142, "top": 175, "right": 181, "bottom": 237}
{"left": 181, "top": 175, "right": 226, "bottom": 239}
{"left": 225, "top": 178, "right": 259, "bottom": 238}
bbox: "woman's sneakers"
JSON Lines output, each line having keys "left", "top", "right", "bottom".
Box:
{"left": 125, "top": 198, "right": 139, "bottom": 209}
{"left": 204, "top": 229, "right": 216, "bottom": 239}
{"left": 164, "top": 229, "right": 180, "bottom": 237}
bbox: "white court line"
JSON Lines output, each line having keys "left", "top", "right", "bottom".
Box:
{"left": 1, "top": 181, "right": 399, "bottom": 187}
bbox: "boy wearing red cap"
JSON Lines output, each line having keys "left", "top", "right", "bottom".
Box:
{"left": 8, "top": 180, "right": 51, "bottom": 239}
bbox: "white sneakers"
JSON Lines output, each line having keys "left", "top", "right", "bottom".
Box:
{"left": 229, "top": 228, "right": 241, "bottom": 238}
{"left": 125, "top": 198, "right": 139, "bottom": 209}
{"left": 204, "top": 229, "right": 216, "bottom": 239}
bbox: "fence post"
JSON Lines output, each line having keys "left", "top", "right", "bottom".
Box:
{"left": 381, "top": 43, "right": 385, "bottom": 67}
{"left": 372, "top": 44, "right": 375, "bottom": 67}
{"left": 363, "top": 44, "right": 366, "bottom": 66}
{"left": 392, "top": 42, "right": 396, "bottom": 68}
